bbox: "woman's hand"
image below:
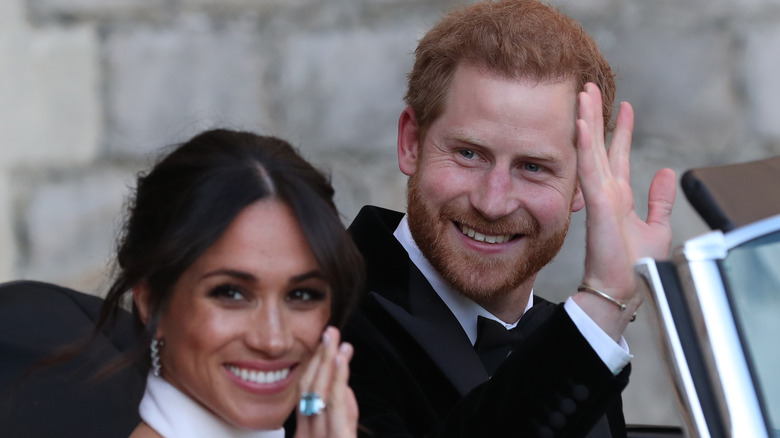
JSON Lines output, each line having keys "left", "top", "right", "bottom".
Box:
{"left": 294, "top": 326, "right": 358, "bottom": 438}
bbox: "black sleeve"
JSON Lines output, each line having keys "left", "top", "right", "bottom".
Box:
{"left": 0, "top": 281, "right": 144, "bottom": 438}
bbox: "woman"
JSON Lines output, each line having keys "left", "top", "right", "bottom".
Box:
{"left": 94, "top": 129, "right": 365, "bottom": 437}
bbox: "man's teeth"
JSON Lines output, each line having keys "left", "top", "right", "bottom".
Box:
{"left": 460, "top": 224, "right": 511, "bottom": 244}
{"left": 227, "top": 365, "right": 290, "bottom": 384}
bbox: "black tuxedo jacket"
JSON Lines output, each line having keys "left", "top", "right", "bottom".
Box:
{"left": 342, "top": 206, "right": 629, "bottom": 438}
{"left": 0, "top": 280, "right": 144, "bottom": 437}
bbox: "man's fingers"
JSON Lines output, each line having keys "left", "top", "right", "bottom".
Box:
{"left": 609, "top": 101, "right": 634, "bottom": 183}
{"left": 577, "top": 84, "right": 613, "bottom": 196}
{"left": 646, "top": 167, "right": 677, "bottom": 231}
{"left": 584, "top": 82, "right": 605, "bottom": 145}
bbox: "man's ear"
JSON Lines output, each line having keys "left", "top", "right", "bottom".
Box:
{"left": 571, "top": 181, "right": 585, "bottom": 212}
{"left": 398, "top": 106, "right": 421, "bottom": 176}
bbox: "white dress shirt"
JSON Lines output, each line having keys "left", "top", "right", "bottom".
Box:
{"left": 393, "top": 215, "right": 631, "bottom": 375}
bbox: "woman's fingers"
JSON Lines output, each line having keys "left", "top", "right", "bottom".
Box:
{"left": 295, "top": 327, "right": 334, "bottom": 437}
{"left": 295, "top": 327, "right": 358, "bottom": 438}
{"left": 311, "top": 326, "right": 340, "bottom": 399}
{"left": 297, "top": 329, "right": 328, "bottom": 395}
{"left": 327, "top": 343, "right": 358, "bottom": 438}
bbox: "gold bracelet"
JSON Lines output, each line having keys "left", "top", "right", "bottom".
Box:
{"left": 578, "top": 284, "right": 637, "bottom": 322}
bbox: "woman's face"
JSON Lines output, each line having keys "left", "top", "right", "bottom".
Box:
{"left": 155, "top": 199, "right": 331, "bottom": 429}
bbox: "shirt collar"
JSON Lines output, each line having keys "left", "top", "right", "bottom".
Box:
{"left": 139, "top": 373, "right": 285, "bottom": 438}
{"left": 393, "top": 214, "right": 534, "bottom": 345}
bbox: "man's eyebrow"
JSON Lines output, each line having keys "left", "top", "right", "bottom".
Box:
{"left": 447, "top": 131, "right": 487, "bottom": 148}
{"left": 449, "top": 132, "right": 564, "bottom": 162}
{"left": 518, "top": 151, "right": 561, "bottom": 163}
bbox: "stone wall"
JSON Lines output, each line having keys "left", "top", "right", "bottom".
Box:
{"left": 3, "top": 0, "right": 780, "bottom": 428}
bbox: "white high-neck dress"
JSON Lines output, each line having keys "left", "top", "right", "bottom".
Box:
{"left": 138, "top": 373, "right": 286, "bottom": 438}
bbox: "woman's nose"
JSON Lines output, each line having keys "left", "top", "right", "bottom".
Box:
{"left": 245, "top": 304, "right": 292, "bottom": 357}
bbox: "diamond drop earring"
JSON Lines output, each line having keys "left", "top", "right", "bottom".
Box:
{"left": 150, "top": 338, "right": 164, "bottom": 377}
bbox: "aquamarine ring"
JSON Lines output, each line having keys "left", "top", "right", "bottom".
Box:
{"left": 299, "top": 392, "right": 327, "bottom": 416}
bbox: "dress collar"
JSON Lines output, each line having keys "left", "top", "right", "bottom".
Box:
{"left": 139, "top": 373, "right": 285, "bottom": 438}
{"left": 393, "top": 215, "right": 533, "bottom": 345}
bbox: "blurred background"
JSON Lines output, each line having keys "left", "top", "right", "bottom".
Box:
{"left": 3, "top": 0, "right": 780, "bottom": 428}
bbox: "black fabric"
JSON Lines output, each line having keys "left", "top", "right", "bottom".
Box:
{"left": 474, "top": 316, "right": 522, "bottom": 377}
{"left": 0, "top": 281, "right": 144, "bottom": 438}
{"left": 337, "top": 205, "right": 630, "bottom": 438}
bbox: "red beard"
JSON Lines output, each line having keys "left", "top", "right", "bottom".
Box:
{"left": 406, "top": 172, "right": 569, "bottom": 306}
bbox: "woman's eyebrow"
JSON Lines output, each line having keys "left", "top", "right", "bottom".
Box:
{"left": 201, "top": 268, "right": 325, "bottom": 284}
{"left": 201, "top": 269, "right": 256, "bottom": 282}
{"left": 290, "top": 270, "right": 326, "bottom": 283}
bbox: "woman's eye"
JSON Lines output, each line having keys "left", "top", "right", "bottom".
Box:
{"left": 459, "top": 149, "right": 476, "bottom": 160}
{"left": 524, "top": 162, "right": 541, "bottom": 172}
{"left": 209, "top": 285, "right": 245, "bottom": 301}
{"left": 287, "top": 288, "right": 326, "bottom": 302}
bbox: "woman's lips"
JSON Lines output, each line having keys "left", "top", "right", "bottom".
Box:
{"left": 223, "top": 362, "right": 298, "bottom": 395}
{"left": 226, "top": 365, "right": 291, "bottom": 384}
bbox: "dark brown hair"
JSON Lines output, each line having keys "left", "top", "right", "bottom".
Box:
{"left": 97, "top": 129, "right": 365, "bottom": 371}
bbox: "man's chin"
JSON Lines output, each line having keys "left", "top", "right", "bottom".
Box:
{"left": 443, "top": 267, "right": 523, "bottom": 303}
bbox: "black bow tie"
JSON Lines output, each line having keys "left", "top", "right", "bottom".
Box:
{"left": 474, "top": 315, "right": 523, "bottom": 377}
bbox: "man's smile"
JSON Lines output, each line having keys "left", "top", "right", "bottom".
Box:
{"left": 457, "top": 222, "right": 519, "bottom": 244}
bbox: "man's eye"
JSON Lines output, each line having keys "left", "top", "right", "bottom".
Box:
{"left": 524, "top": 163, "right": 541, "bottom": 172}
{"left": 287, "top": 289, "right": 326, "bottom": 302}
{"left": 209, "top": 285, "right": 245, "bottom": 301}
{"left": 459, "top": 149, "right": 476, "bottom": 159}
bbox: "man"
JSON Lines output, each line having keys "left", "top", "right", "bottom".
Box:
{"left": 342, "top": 1, "right": 676, "bottom": 437}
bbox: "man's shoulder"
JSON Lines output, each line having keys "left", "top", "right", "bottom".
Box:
{"left": 347, "top": 206, "right": 415, "bottom": 296}
{"left": 348, "top": 205, "right": 404, "bottom": 239}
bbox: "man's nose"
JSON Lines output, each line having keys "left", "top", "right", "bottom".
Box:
{"left": 469, "top": 167, "right": 521, "bottom": 221}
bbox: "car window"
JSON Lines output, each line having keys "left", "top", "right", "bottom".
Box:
{"left": 722, "top": 229, "right": 780, "bottom": 437}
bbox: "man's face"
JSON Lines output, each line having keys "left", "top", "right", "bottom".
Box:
{"left": 398, "top": 64, "right": 584, "bottom": 306}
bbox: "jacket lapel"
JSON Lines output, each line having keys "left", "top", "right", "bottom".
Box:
{"left": 349, "top": 206, "right": 487, "bottom": 395}
{"left": 370, "top": 271, "right": 489, "bottom": 396}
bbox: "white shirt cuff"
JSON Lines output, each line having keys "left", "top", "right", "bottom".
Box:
{"left": 564, "top": 297, "right": 632, "bottom": 375}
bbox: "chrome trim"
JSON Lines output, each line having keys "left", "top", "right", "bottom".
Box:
{"left": 635, "top": 258, "right": 710, "bottom": 438}
{"left": 679, "top": 230, "right": 728, "bottom": 262}
{"left": 723, "top": 214, "right": 780, "bottom": 249}
{"left": 676, "top": 234, "right": 770, "bottom": 437}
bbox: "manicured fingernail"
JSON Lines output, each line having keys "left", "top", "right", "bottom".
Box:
{"left": 322, "top": 331, "right": 331, "bottom": 345}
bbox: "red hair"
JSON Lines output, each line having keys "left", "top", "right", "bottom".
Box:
{"left": 405, "top": 0, "right": 615, "bottom": 143}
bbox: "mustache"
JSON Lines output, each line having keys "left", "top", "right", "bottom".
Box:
{"left": 439, "top": 201, "right": 540, "bottom": 236}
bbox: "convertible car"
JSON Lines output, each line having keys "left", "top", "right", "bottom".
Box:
{"left": 635, "top": 156, "right": 780, "bottom": 438}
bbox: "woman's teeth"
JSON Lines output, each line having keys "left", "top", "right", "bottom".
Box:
{"left": 227, "top": 365, "right": 290, "bottom": 384}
